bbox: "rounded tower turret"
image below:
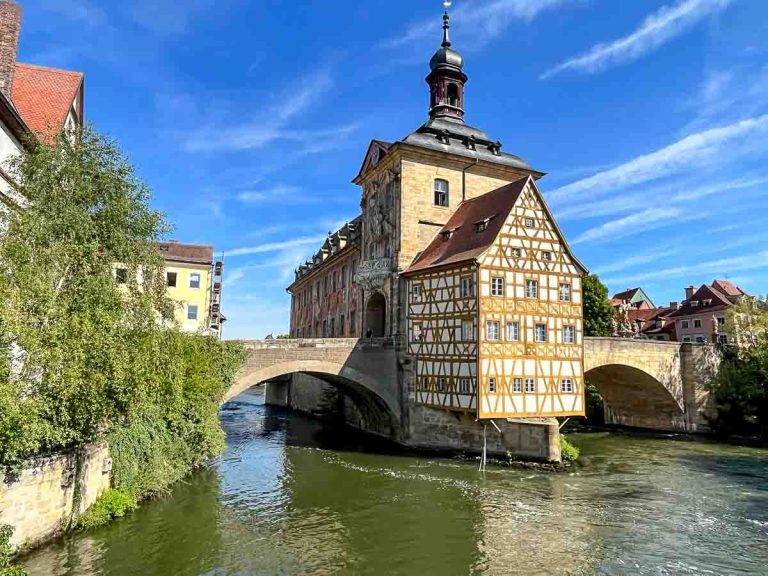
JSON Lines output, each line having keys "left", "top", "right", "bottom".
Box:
{"left": 426, "top": 4, "right": 467, "bottom": 123}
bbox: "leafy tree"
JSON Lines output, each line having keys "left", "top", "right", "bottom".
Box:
{"left": 0, "top": 127, "right": 244, "bottom": 496}
{"left": 707, "top": 296, "right": 768, "bottom": 439}
{"left": 582, "top": 274, "right": 615, "bottom": 337}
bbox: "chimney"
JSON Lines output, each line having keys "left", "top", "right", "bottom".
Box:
{"left": 684, "top": 285, "right": 695, "bottom": 301}
{"left": 0, "top": 1, "right": 21, "bottom": 99}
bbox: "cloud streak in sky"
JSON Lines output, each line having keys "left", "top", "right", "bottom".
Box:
{"left": 225, "top": 236, "right": 325, "bottom": 258}
{"left": 541, "top": 0, "right": 730, "bottom": 79}
{"left": 548, "top": 113, "right": 768, "bottom": 205}
{"left": 384, "top": 0, "right": 571, "bottom": 49}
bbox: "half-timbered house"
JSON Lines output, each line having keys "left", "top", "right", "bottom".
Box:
{"left": 403, "top": 176, "right": 587, "bottom": 419}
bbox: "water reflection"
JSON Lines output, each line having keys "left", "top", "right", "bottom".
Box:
{"left": 21, "top": 390, "right": 768, "bottom": 576}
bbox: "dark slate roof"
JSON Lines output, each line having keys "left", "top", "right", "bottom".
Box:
{"left": 401, "top": 117, "right": 539, "bottom": 174}
{"left": 613, "top": 288, "right": 642, "bottom": 302}
{"left": 403, "top": 177, "right": 529, "bottom": 275}
{"left": 157, "top": 242, "right": 213, "bottom": 265}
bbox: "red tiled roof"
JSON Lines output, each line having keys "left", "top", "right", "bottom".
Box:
{"left": 403, "top": 177, "right": 530, "bottom": 275}
{"left": 11, "top": 63, "right": 83, "bottom": 143}
{"left": 712, "top": 279, "right": 744, "bottom": 300}
{"left": 669, "top": 284, "right": 733, "bottom": 318}
{"left": 157, "top": 242, "right": 213, "bottom": 265}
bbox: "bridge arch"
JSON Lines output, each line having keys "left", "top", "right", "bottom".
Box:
{"left": 224, "top": 357, "right": 400, "bottom": 438}
{"left": 584, "top": 363, "right": 684, "bottom": 430}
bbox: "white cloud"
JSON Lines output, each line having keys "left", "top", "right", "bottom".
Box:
{"left": 384, "top": 0, "right": 571, "bottom": 49}
{"left": 225, "top": 236, "right": 325, "bottom": 258}
{"left": 541, "top": 0, "right": 730, "bottom": 79}
{"left": 237, "top": 185, "right": 302, "bottom": 203}
{"left": 183, "top": 69, "right": 358, "bottom": 153}
{"left": 555, "top": 174, "right": 768, "bottom": 221}
{"left": 593, "top": 247, "right": 678, "bottom": 275}
{"left": 603, "top": 251, "right": 768, "bottom": 286}
{"left": 548, "top": 114, "right": 768, "bottom": 205}
{"left": 572, "top": 207, "right": 692, "bottom": 245}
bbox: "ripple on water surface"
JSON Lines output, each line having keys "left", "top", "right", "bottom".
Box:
{"left": 20, "top": 391, "right": 768, "bottom": 575}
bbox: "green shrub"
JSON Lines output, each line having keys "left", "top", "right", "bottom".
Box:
{"left": 0, "top": 525, "right": 26, "bottom": 576}
{"left": 76, "top": 490, "right": 137, "bottom": 530}
{"left": 560, "top": 436, "right": 580, "bottom": 463}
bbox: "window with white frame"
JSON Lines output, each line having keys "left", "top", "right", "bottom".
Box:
{"left": 559, "top": 283, "right": 571, "bottom": 302}
{"left": 681, "top": 320, "right": 690, "bottom": 329}
{"left": 411, "top": 284, "right": 423, "bottom": 302}
{"left": 460, "top": 276, "right": 474, "bottom": 298}
{"left": 535, "top": 323, "right": 547, "bottom": 342}
{"left": 542, "top": 251, "right": 552, "bottom": 261}
{"left": 488, "top": 378, "right": 497, "bottom": 393}
{"left": 563, "top": 325, "right": 576, "bottom": 344}
{"left": 189, "top": 273, "right": 201, "bottom": 289}
{"left": 486, "top": 321, "right": 500, "bottom": 341}
{"left": 512, "top": 378, "right": 523, "bottom": 393}
{"left": 524, "top": 217, "right": 535, "bottom": 228}
{"left": 459, "top": 378, "right": 471, "bottom": 394}
{"left": 525, "top": 378, "right": 536, "bottom": 393}
{"left": 413, "top": 323, "right": 423, "bottom": 342}
{"left": 506, "top": 321, "right": 520, "bottom": 341}
{"left": 561, "top": 379, "right": 574, "bottom": 393}
{"left": 695, "top": 335, "right": 705, "bottom": 343}
{"left": 187, "top": 304, "right": 199, "bottom": 321}
{"left": 682, "top": 336, "right": 692, "bottom": 343}
{"left": 694, "top": 319, "right": 702, "bottom": 328}
{"left": 438, "top": 378, "right": 447, "bottom": 393}
{"left": 461, "top": 319, "right": 474, "bottom": 341}
{"left": 717, "top": 334, "right": 729, "bottom": 344}
{"left": 526, "top": 279, "right": 538, "bottom": 298}
{"left": 717, "top": 317, "right": 726, "bottom": 326}
{"left": 434, "top": 179, "right": 449, "bottom": 207}
{"left": 511, "top": 247, "right": 522, "bottom": 258}
{"left": 491, "top": 276, "right": 504, "bottom": 296}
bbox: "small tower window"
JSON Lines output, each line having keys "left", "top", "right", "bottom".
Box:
{"left": 447, "top": 83, "right": 459, "bottom": 107}
{"left": 434, "top": 179, "right": 449, "bottom": 207}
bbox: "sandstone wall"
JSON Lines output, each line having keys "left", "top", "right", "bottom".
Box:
{"left": 0, "top": 443, "right": 111, "bottom": 551}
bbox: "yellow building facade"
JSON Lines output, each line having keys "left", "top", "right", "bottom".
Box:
{"left": 158, "top": 242, "right": 224, "bottom": 337}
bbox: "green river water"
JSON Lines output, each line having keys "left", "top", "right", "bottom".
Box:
{"left": 20, "top": 389, "right": 768, "bottom": 575}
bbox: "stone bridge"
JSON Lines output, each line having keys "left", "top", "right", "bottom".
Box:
{"left": 225, "top": 338, "right": 403, "bottom": 436}
{"left": 226, "top": 337, "right": 717, "bottom": 439}
{"left": 584, "top": 338, "right": 716, "bottom": 432}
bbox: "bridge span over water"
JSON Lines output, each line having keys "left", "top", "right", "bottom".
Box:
{"left": 226, "top": 337, "right": 716, "bottom": 437}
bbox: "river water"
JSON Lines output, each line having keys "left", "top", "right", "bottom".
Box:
{"left": 21, "top": 389, "right": 768, "bottom": 575}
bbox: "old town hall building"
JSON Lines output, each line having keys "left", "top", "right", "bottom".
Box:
{"left": 288, "top": 9, "right": 587, "bottom": 420}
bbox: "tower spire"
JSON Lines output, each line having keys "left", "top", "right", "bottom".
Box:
{"left": 442, "top": 2, "right": 451, "bottom": 48}
{"left": 427, "top": 0, "right": 467, "bottom": 123}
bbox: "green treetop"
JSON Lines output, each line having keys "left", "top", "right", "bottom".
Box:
{"left": 582, "top": 274, "right": 615, "bottom": 337}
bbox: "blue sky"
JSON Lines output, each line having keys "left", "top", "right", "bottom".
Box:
{"left": 17, "top": 0, "right": 768, "bottom": 338}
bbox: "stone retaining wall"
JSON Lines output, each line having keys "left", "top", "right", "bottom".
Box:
{"left": 0, "top": 443, "right": 111, "bottom": 551}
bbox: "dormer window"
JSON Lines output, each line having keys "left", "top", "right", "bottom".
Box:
{"left": 464, "top": 135, "right": 476, "bottom": 151}
{"left": 434, "top": 179, "right": 449, "bottom": 207}
{"left": 475, "top": 218, "right": 491, "bottom": 232}
{"left": 441, "top": 229, "right": 455, "bottom": 241}
{"left": 703, "top": 299, "right": 712, "bottom": 306}
{"left": 488, "top": 141, "right": 502, "bottom": 156}
{"left": 691, "top": 301, "right": 700, "bottom": 307}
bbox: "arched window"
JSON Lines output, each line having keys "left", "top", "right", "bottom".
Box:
{"left": 447, "top": 83, "right": 459, "bottom": 107}
{"left": 434, "top": 178, "right": 449, "bottom": 207}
